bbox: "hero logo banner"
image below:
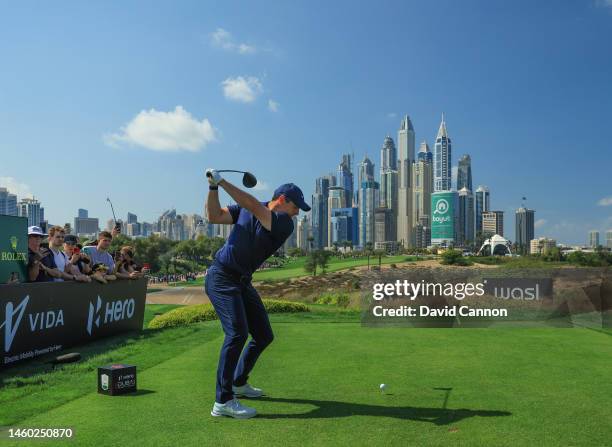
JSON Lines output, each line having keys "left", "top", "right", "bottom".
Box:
{"left": 87, "top": 295, "right": 136, "bottom": 335}
{"left": 2, "top": 295, "right": 65, "bottom": 353}
{"left": 1, "top": 280, "right": 146, "bottom": 369}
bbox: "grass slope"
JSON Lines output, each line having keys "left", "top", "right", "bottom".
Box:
{"left": 2, "top": 305, "right": 611, "bottom": 446}
{"left": 171, "top": 255, "right": 420, "bottom": 287}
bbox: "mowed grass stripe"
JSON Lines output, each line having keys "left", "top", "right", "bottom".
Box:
{"left": 5, "top": 322, "right": 612, "bottom": 447}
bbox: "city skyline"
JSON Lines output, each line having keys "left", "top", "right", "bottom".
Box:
{"left": 1, "top": 1, "right": 611, "bottom": 244}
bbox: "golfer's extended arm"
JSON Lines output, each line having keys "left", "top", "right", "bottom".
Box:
{"left": 219, "top": 179, "right": 272, "bottom": 230}
{"left": 206, "top": 189, "right": 233, "bottom": 224}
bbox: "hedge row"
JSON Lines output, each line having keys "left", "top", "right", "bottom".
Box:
{"left": 149, "top": 299, "right": 309, "bottom": 329}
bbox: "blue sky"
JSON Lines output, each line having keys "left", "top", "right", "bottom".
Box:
{"left": 0, "top": 0, "right": 611, "bottom": 244}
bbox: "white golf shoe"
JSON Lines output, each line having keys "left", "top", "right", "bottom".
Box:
{"left": 232, "top": 383, "right": 264, "bottom": 398}
{"left": 211, "top": 398, "right": 257, "bottom": 419}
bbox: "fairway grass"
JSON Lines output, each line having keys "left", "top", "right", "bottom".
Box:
{"left": 1, "top": 306, "right": 611, "bottom": 446}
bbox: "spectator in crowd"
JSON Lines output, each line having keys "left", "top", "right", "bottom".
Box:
{"left": 27, "top": 226, "right": 62, "bottom": 282}
{"left": 82, "top": 231, "right": 116, "bottom": 283}
{"left": 47, "top": 226, "right": 87, "bottom": 282}
{"left": 113, "top": 246, "right": 142, "bottom": 280}
{"left": 63, "top": 234, "right": 92, "bottom": 282}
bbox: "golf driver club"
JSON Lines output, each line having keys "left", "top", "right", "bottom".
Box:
{"left": 206, "top": 170, "right": 257, "bottom": 188}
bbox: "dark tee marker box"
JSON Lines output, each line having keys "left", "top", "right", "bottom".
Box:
{"left": 98, "top": 364, "right": 137, "bottom": 395}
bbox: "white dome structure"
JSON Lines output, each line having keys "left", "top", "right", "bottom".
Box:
{"left": 477, "top": 234, "right": 512, "bottom": 256}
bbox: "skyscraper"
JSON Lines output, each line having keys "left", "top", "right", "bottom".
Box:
{"left": 589, "top": 231, "right": 600, "bottom": 248}
{"left": 358, "top": 156, "right": 375, "bottom": 186}
{"left": 337, "top": 154, "right": 354, "bottom": 208}
{"left": 457, "top": 187, "right": 475, "bottom": 246}
{"left": 457, "top": 154, "right": 472, "bottom": 191}
{"left": 17, "top": 198, "right": 43, "bottom": 227}
{"left": 0, "top": 188, "right": 18, "bottom": 216}
{"left": 127, "top": 212, "right": 138, "bottom": 224}
{"left": 397, "top": 115, "right": 415, "bottom": 247}
{"left": 379, "top": 136, "right": 398, "bottom": 240}
{"left": 434, "top": 114, "right": 452, "bottom": 192}
{"left": 330, "top": 207, "right": 359, "bottom": 247}
{"left": 374, "top": 207, "right": 395, "bottom": 244}
{"left": 515, "top": 208, "right": 535, "bottom": 253}
{"left": 380, "top": 135, "right": 397, "bottom": 171}
{"left": 475, "top": 185, "right": 490, "bottom": 234}
{"left": 359, "top": 180, "right": 379, "bottom": 247}
{"left": 482, "top": 211, "right": 504, "bottom": 236}
{"left": 411, "top": 141, "right": 433, "bottom": 244}
{"left": 311, "top": 175, "right": 332, "bottom": 249}
{"left": 283, "top": 216, "right": 298, "bottom": 251}
{"left": 327, "top": 186, "right": 346, "bottom": 247}
{"left": 296, "top": 215, "right": 311, "bottom": 251}
{"left": 607, "top": 230, "right": 612, "bottom": 249}
{"left": 74, "top": 210, "right": 99, "bottom": 236}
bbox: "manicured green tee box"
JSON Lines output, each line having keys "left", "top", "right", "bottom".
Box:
{"left": 1, "top": 305, "right": 611, "bottom": 446}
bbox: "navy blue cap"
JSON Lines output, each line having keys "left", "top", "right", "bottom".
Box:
{"left": 274, "top": 183, "right": 311, "bottom": 212}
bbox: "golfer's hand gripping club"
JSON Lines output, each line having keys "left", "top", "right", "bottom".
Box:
{"left": 206, "top": 168, "right": 223, "bottom": 187}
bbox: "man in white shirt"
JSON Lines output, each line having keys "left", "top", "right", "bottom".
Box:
{"left": 47, "top": 226, "right": 88, "bottom": 282}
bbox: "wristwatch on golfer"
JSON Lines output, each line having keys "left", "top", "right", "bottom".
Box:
{"left": 209, "top": 185, "right": 218, "bottom": 190}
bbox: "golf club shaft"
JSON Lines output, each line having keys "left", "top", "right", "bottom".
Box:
{"left": 206, "top": 169, "right": 247, "bottom": 178}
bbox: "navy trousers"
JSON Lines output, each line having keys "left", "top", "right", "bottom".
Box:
{"left": 204, "top": 264, "right": 274, "bottom": 403}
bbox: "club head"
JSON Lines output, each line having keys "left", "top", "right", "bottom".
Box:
{"left": 242, "top": 172, "right": 257, "bottom": 188}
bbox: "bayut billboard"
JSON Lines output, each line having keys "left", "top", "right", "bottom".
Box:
{"left": 431, "top": 191, "right": 456, "bottom": 245}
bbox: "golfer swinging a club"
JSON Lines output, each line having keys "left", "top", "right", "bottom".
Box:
{"left": 205, "top": 168, "right": 310, "bottom": 419}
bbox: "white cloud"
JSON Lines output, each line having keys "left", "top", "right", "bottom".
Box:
{"left": 595, "top": 0, "right": 612, "bottom": 8}
{"left": 597, "top": 196, "right": 612, "bottom": 206}
{"left": 105, "top": 106, "right": 216, "bottom": 152}
{"left": 222, "top": 76, "right": 263, "bottom": 103}
{"left": 210, "top": 28, "right": 256, "bottom": 54}
{"left": 268, "top": 99, "right": 280, "bottom": 112}
{"left": 387, "top": 112, "right": 397, "bottom": 119}
{"left": 0, "top": 176, "right": 33, "bottom": 199}
{"left": 534, "top": 219, "right": 547, "bottom": 229}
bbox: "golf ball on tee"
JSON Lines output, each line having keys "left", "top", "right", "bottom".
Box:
{"left": 380, "top": 384, "right": 387, "bottom": 392}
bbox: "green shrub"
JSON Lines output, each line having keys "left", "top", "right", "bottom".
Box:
{"left": 441, "top": 249, "right": 473, "bottom": 266}
{"left": 566, "top": 251, "right": 610, "bottom": 267}
{"left": 314, "top": 293, "right": 350, "bottom": 308}
{"left": 335, "top": 294, "right": 350, "bottom": 308}
{"left": 149, "top": 299, "right": 309, "bottom": 329}
{"left": 390, "top": 263, "right": 397, "bottom": 269}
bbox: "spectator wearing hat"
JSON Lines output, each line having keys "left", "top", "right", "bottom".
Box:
{"left": 27, "top": 226, "right": 62, "bottom": 282}
{"left": 63, "top": 234, "right": 92, "bottom": 282}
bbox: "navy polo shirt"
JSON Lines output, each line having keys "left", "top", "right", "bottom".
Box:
{"left": 215, "top": 202, "right": 294, "bottom": 276}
